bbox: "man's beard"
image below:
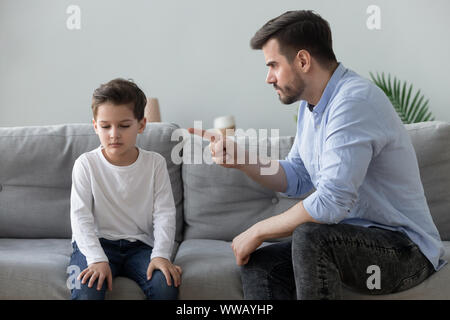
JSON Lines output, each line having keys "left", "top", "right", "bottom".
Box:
{"left": 275, "top": 73, "right": 305, "bottom": 105}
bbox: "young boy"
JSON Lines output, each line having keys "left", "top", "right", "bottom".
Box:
{"left": 68, "top": 78, "right": 181, "bottom": 300}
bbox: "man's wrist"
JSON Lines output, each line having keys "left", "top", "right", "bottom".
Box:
{"left": 252, "top": 220, "right": 266, "bottom": 243}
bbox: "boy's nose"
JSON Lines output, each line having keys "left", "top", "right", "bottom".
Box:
{"left": 110, "top": 127, "right": 121, "bottom": 138}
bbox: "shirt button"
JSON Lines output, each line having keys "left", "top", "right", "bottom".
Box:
{"left": 271, "top": 197, "right": 278, "bottom": 204}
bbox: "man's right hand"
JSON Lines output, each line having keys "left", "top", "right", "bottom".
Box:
{"left": 78, "top": 261, "right": 113, "bottom": 291}
{"left": 188, "top": 127, "right": 287, "bottom": 193}
{"left": 187, "top": 128, "right": 246, "bottom": 169}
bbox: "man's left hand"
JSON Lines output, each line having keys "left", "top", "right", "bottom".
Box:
{"left": 231, "top": 225, "right": 263, "bottom": 266}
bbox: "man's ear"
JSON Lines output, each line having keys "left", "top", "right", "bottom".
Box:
{"left": 296, "top": 49, "right": 311, "bottom": 73}
{"left": 138, "top": 117, "right": 147, "bottom": 134}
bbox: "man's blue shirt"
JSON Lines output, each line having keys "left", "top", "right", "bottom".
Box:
{"left": 279, "top": 63, "right": 446, "bottom": 270}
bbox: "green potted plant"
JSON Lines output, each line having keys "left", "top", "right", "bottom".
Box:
{"left": 370, "top": 72, "right": 434, "bottom": 124}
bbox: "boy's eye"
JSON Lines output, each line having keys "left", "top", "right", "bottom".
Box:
{"left": 100, "top": 125, "right": 130, "bottom": 129}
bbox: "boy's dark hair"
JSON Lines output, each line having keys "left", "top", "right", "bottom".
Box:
{"left": 92, "top": 78, "right": 147, "bottom": 120}
{"left": 250, "top": 10, "right": 337, "bottom": 68}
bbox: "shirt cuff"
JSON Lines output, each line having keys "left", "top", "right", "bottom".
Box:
{"left": 151, "top": 250, "right": 171, "bottom": 261}
{"left": 86, "top": 255, "right": 109, "bottom": 266}
{"left": 302, "top": 191, "right": 350, "bottom": 224}
{"left": 279, "top": 160, "right": 300, "bottom": 197}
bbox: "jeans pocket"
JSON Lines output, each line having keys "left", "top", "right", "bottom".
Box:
{"left": 393, "top": 263, "right": 434, "bottom": 293}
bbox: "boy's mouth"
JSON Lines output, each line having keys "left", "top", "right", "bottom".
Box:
{"left": 109, "top": 143, "right": 123, "bottom": 148}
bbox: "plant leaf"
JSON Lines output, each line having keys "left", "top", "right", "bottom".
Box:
{"left": 370, "top": 72, "right": 434, "bottom": 124}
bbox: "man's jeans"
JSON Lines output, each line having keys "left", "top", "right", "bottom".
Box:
{"left": 68, "top": 238, "right": 178, "bottom": 300}
{"left": 241, "top": 222, "right": 435, "bottom": 299}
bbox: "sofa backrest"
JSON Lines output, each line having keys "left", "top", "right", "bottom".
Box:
{"left": 182, "top": 134, "right": 304, "bottom": 241}
{"left": 0, "top": 123, "right": 184, "bottom": 241}
{"left": 182, "top": 121, "right": 450, "bottom": 241}
{"left": 405, "top": 121, "right": 450, "bottom": 240}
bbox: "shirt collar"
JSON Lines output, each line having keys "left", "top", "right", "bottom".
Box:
{"left": 308, "top": 62, "right": 347, "bottom": 114}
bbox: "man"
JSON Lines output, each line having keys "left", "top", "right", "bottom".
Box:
{"left": 190, "top": 10, "right": 445, "bottom": 299}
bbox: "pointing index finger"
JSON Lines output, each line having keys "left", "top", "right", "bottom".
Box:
{"left": 187, "top": 127, "right": 221, "bottom": 142}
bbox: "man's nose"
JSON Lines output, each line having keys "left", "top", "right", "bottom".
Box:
{"left": 266, "top": 69, "right": 276, "bottom": 84}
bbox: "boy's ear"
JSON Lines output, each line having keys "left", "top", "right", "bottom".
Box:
{"left": 92, "top": 118, "right": 99, "bottom": 134}
{"left": 138, "top": 117, "right": 147, "bottom": 133}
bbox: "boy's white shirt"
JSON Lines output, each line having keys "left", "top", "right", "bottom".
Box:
{"left": 70, "top": 146, "right": 176, "bottom": 265}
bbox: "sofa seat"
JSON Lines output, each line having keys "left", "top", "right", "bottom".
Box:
{"left": 0, "top": 239, "right": 72, "bottom": 299}
{"left": 174, "top": 239, "right": 244, "bottom": 299}
{"left": 174, "top": 239, "right": 450, "bottom": 300}
{"left": 0, "top": 239, "right": 146, "bottom": 300}
{"left": 0, "top": 238, "right": 449, "bottom": 300}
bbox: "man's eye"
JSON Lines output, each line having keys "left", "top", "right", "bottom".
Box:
{"left": 101, "top": 126, "right": 110, "bottom": 129}
{"left": 120, "top": 125, "right": 130, "bottom": 128}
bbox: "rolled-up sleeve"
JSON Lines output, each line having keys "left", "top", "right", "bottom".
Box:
{"left": 302, "top": 99, "right": 386, "bottom": 224}
{"left": 279, "top": 133, "right": 314, "bottom": 198}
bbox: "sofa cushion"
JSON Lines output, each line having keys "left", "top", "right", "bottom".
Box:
{"left": 173, "top": 239, "right": 244, "bottom": 299}
{"left": 0, "top": 122, "right": 184, "bottom": 241}
{"left": 0, "top": 238, "right": 149, "bottom": 299}
{"left": 182, "top": 134, "right": 304, "bottom": 241}
{"left": 404, "top": 121, "right": 450, "bottom": 241}
{"left": 0, "top": 239, "right": 73, "bottom": 299}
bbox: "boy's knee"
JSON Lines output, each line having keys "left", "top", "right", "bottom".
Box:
{"left": 71, "top": 282, "right": 106, "bottom": 300}
{"left": 145, "top": 270, "right": 179, "bottom": 300}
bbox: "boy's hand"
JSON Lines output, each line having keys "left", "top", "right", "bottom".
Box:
{"left": 78, "top": 261, "right": 113, "bottom": 291}
{"left": 147, "top": 257, "right": 182, "bottom": 287}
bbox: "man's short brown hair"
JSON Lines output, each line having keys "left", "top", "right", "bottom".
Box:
{"left": 250, "top": 10, "right": 337, "bottom": 68}
{"left": 91, "top": 78, "right": 147, "bottom": 120}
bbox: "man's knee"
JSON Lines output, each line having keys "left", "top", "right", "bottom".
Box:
{"left": 292, "top": 222, "right": 326, "bottom": 245}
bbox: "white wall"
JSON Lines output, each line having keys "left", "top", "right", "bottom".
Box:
{"left": 1, "top": 0, "right": 449, "bottom": 136}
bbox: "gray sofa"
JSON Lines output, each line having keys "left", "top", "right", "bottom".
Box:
{"left": 0, "top": 121, "right": 449, "bottom": 299}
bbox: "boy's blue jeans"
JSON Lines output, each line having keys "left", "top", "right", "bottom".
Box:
{"left": 241, "top": 222, "right": 435, "bottom": 299}
{"left": 68, "top": 238, "right": 178, "bottom": 300}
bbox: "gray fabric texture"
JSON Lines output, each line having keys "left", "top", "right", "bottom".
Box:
{"left": 0, "top": 238, "right": 147, "bottom": 299}
{"left": 405, "top": 121, "right": 450, "bottom": 240}
{"left": 0, "top": 239, "right": 73, "bottom": 299}
{"left": 0, "top": 123, "right": 184, "bottom": 241}
{"left": 173, "top": 239, "right": 244, "bottom": 299}
{"left": 182, "top": 135, "right": 306, "bottom": 241}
